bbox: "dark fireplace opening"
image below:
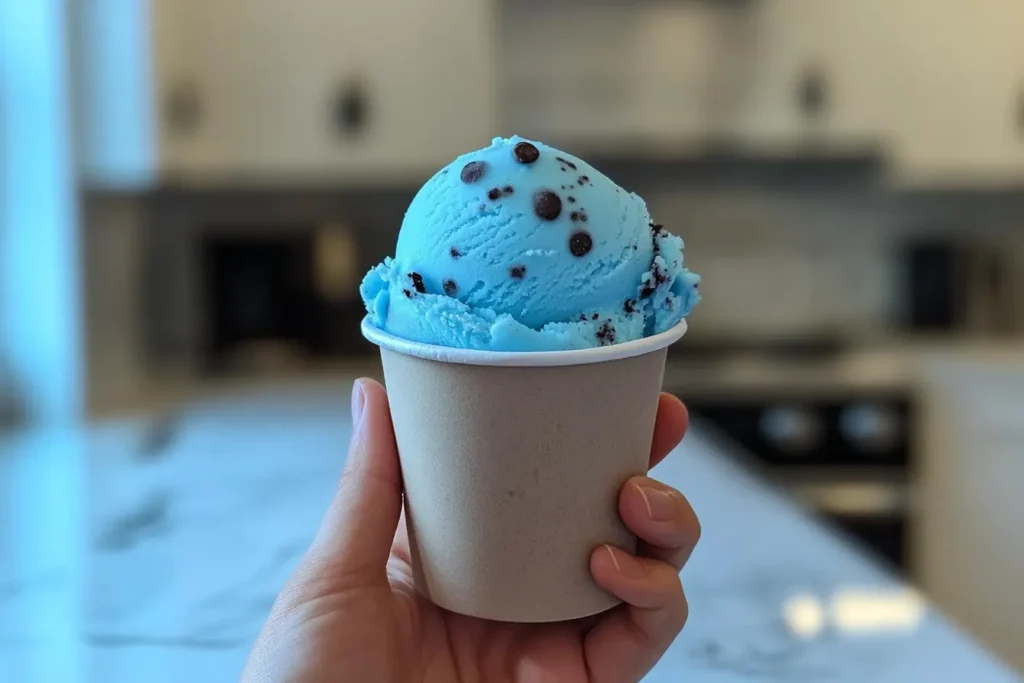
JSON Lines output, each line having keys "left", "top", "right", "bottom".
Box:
{"left": 201, "top": 230, "right": 326, "bottom": 373}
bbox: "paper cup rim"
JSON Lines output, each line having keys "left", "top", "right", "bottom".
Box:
{"left": 361, "top": 316, "right": 687, "bottom": 367}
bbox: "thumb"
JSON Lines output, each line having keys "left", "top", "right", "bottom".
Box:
{"left": 303, "top": 378, "right": 403, "bottom": 589}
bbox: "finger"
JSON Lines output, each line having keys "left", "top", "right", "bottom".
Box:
{"left": 618, "top": 476, "right": 701, "bottom": 571}
{"left": 649, "top": 394, "right": 688, "bottom": 470}
{"left": 585, "top": 545, "right": 689, "bottom": 682}
{"left": 302, "top": 378, "right": 403, "bottom": 590}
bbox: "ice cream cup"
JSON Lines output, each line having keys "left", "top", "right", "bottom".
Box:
{"left": 360, "top": 317, "right": 688, "bottom": 623}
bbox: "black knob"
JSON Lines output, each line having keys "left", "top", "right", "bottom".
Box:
{"left": 163, "top": 80, "right": 202, "bottom": 136}
{"left": 796, "top": 65, "right": 828, "bottom": 121}
{"left": 840, "top": 404, "right": 902, "bottom": 453}
{"left": 333, "top": 80, "right": 369, "bottom": 138}
{"left": 760, "top": 405, "right": 823, "bottom": 455}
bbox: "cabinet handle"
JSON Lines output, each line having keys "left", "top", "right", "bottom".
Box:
{"left": 163, "top": 80, "right": 202, "bottom": 136}
{"left": 332, "top": 80, "right": 369, "bottom": 138}
{"left": 796, "top": 64, "right": 828, "bottom": 122}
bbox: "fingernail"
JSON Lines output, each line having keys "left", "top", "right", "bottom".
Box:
{"left": 636, "top": 483, "right": 676, "bottom": 522}
{"left": 351, "top": 380, "right": 366, "bottom": 425}
{"left": 603, "top": 544, "right": 647, "bottom": 579}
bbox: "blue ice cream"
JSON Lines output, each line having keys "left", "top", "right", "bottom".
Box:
{"left": 361, "top": 136, "right": 700, "bottom": 352}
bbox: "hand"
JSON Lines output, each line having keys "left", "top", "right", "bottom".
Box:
{"left": 242, "top": 378, "right": 700, "bottom": 683}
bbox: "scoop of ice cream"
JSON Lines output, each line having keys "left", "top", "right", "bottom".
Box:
{"left": 361, "top": 136, "right": 700, "bottom": 351}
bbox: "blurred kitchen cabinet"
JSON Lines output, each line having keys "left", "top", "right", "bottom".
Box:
{"left": 724, "top": 0, "right": 1024, "bottom": 182}
{"left": 498, "top": 3, "right": 726, "bottom": 152}
{"left": 918, "top": 357, "right": 1024, "bottom": 673}
{"left": 498, "top": 0, "right": 898, "bottom": 155}
{"left": 77, "top": 0, "right": 497, "bottom": 187}
{"left": 723, "top": 0, "right": 892, "bottom": 154}
{"left": 880, "top": 0, "right": 1024, "bottom": 187}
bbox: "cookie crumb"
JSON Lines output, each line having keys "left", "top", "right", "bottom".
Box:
{"left": 460, "top": 161, "right": 487, "bottom": 184}
{"left": 513, "top": 141, "right": 539, "bottom": 164}
{"left": 533, "top": 190, "right": 562, "bottom": 220}
{"left": 569, "top": 231, "right": 593, "bottom": 257}
{"left": 408, "top": 272, "right": 426, "bottom": 294}
{"left": 596, "top": 320, "right": 616, "bottom": 346}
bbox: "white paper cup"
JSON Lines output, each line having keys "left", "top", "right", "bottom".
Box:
{"left": 361, "top": 317, "right": 687, "bottom": 622}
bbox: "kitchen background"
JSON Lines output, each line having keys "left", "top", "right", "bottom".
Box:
{"left": 3, "top": 0, "right": 1024, "bottom": 676}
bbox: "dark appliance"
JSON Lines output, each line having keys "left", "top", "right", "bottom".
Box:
{"left": 669, "top": 385, "right": 915, "bottom": 574}
{"left": 202, "top": 230, "right": 325, "bottom": 372}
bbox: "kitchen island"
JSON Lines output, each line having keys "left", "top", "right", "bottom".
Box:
{"left": 0, "top": 380, "right": 1019, "bottom": 682}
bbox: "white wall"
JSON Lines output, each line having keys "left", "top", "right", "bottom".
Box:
{"left": 0, "top": 0, "right": 83, "bottom": 423}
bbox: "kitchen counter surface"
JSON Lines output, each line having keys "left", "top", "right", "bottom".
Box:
{"left": 1, "top": 381, "right": 1019, "bottom": 682}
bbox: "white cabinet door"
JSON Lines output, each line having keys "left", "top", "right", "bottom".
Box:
{"left": 339, "top": 0, "right": 497, "bottom": 174}
{"left": 156, "top": 0, "right": 362, "bottom": 179}
{"left": 725, "top": 0, "right": 823, "bottom": 150}
{"left": 155, "top": 0, "right": 495, "bottom": 182}
{"left": 885, "top": 0, "right": 1024, "bottom": 186}
{"left": 919, "top": 357, "right": 1024, "bottom": 673}
{"left": 498, "top": 3, "right": 719, "bottom": 151}
{"left": 725, "top": 0, "right": 891, "bottom": 153}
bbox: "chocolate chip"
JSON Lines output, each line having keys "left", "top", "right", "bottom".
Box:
{"left": 632, "top": 244, "right": 638, "bottom": 250}
{"left": 503, "top": 185, "right": 514, "bottom": 196}
{"left": 408, "top": 272, "right": 426, "bottom": 294}
{"left": 569, "top": 230, "right": 593, "bottom": 257}
{"left": 450, "top": 247, "right": 462, "bottom": 259}
{"left": 509, "top": 265, "right": 527, "bottom": 280}
{"left": 651, "top": 223, "right": 666, "bottom": 237}
{"left": 666, "top": 298, "right": 674, "bottom": 310}
{"left": 596, "top": 320, "right": 616, "bottom": 346}
{"left": 441, "top": 168, "right": 449, "bottom": 175}
{"left": 533, "top": 190, "right": 562, "bottom": 220}
{"left": 577, "top": 175, "right": 590, "bottom": 186}
{"left": 403, "top": 289, "right": 413, "bottom": 298}
{"left": 570, "top": 210, "right": 588, "bottom": 222}
{"left": 461, "top": 161, "right": 487, "bottom": 184}
{"left": 639, "top": 284, "right": 655, "bottom": 300}
{"left": 513, "top": 141, "right": 539, "bottom": 164}
{"left": 579, "top": 313, "right": 588, "bottom": 322}
{"left": 592, "top": 313, "right": 599, "bottom": 320}
{"left": 443, "top": 279, "right": 457, "bottom": 296}
{"left": 624, "top": 299, "right": 637, "bottom": 314}
{"left": 555, "top": 156, "right": 578, "bottom": 170}
{"left": 567, "top": 196, "right": 576, "bottom": 203}
{"left": 487, "top": 187, "right": 502, "bottom": 200}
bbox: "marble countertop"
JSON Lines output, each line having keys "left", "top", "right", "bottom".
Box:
{"left": 1, "top": 382, "right": 1019, "bottom": 682}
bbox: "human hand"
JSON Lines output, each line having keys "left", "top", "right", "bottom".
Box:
{"left": 242, "top": 378, "right": 700, "bottom": 683}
